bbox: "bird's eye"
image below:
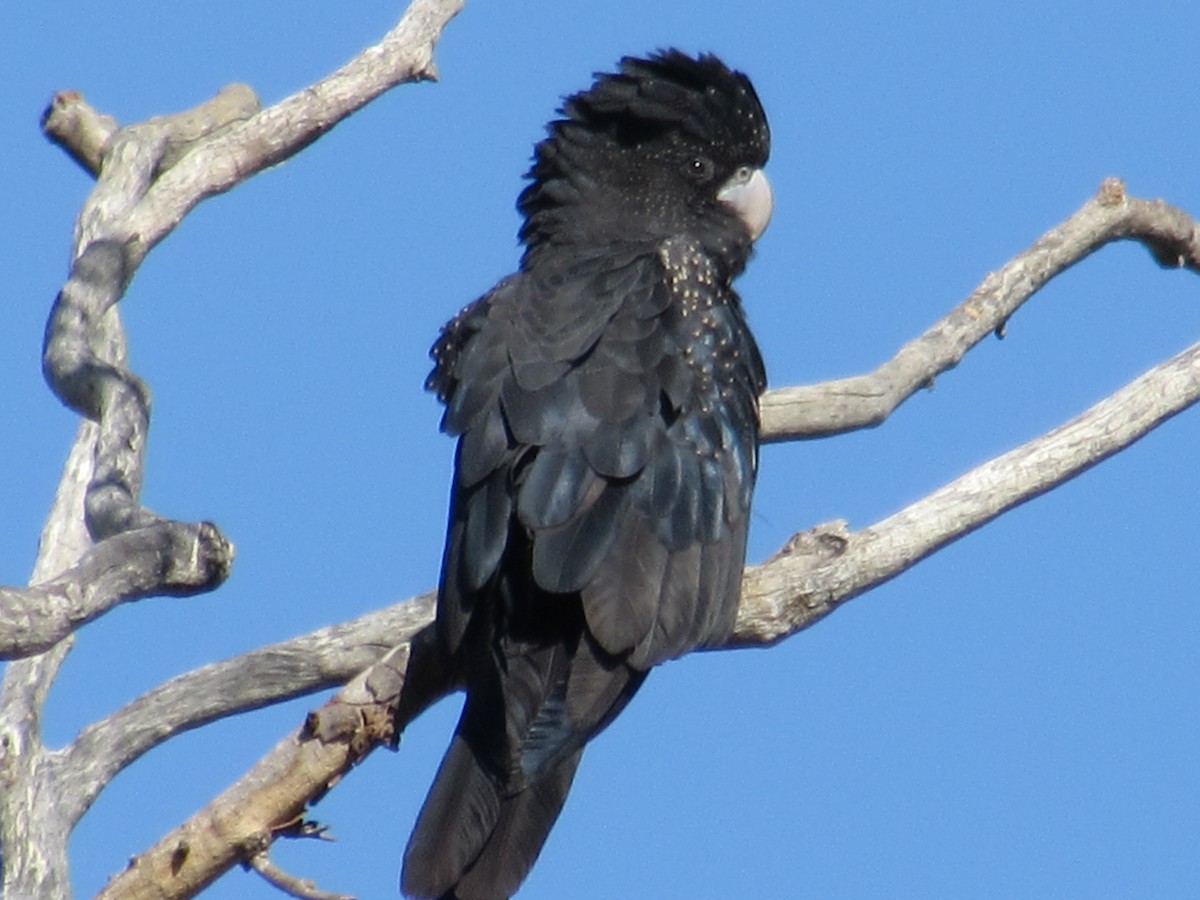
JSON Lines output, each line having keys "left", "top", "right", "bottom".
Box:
{"left": 686, "top": 156, "right": 715, "bottom": 182}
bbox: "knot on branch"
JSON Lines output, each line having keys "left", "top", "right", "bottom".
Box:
{"left": 1097, "top": 176, "right": 1127, "bottom": 208}
{"left": 159, "top": 521, "right": 235, "bottom": 595}
{"left": 304, "top": 644, "right": 412, "bottom": 760}
{"left": 766, "top": 519, "right": 851, "bottom": 565}
{"left": 0, "top": 520, "right": 234, "bottom": 660}
{"left": 727, "top": 520, "right": 855, "bottom": 648}
{"left": 42, "top": 90, "right": 119, "bottom": 176}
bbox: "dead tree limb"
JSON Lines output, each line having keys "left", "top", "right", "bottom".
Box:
{"left": 759, "top": 177, "right": 1200, "bottom": 441}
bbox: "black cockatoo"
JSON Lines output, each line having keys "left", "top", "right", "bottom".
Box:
{"left": 403, "top": 50, "right": 772, "bottom": 899}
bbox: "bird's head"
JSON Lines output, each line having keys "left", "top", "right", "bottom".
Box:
{"left": 518, "top": 50, "right": 772, "bottom": 272}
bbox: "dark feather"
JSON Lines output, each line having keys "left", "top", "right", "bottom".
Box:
{"left": 448, "top": 752, "right": 581, "bottom": 900}
{"left": 580, "top": 513, "right": 668, "bottom": 655}
{"left": 456, "top": 405, "right": 509, "bottom": 488}
{"left": 516, "top": 447, "right": 598, "bottom": 530}
{"left": 531, "top": 482, "right": 630, "bottom": 594}
{"left": 401, "top": 733, "right": 502, "bottom": 899}
{"left": 579, "top": 412, "right": 651, "bottom": 478}
{"left": 500, "top": 373, "right": 579, "bottom": 446}
{"left": 640, "top": 427, "right": 684, "bottom": 523}
{"left": 460, "top": 468, "right": 511, "bottom": 591}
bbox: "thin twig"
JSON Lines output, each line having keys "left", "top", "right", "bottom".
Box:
{"left": 245, "top": 852, "right": 355, "bottom": 900}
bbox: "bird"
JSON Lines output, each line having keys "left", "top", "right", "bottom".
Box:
{"left": 402, "top": 49, "right": 772, "bottom": 900}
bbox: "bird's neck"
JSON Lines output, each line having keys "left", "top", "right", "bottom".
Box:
{"left": 519, "top": 214, "right": 752, "bottom": 278}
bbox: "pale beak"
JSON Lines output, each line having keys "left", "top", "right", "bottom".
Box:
{"left": 717, "top": 167, "right": 773, "bottom": 241}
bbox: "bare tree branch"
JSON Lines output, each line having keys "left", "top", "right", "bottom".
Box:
{"left": 246, "top": 851, "right": 355, "bottom": 900}
{"left": 760, "top": 177, "right": 1200, "bottom": 441}
{"left": 735, "top": 335, "right": 1200, "bottom": 642}
{"left": 58, "top": 594, "right": 435, "bottom": 827}
{"left": 43, "top": 84, "right": 260, "bottom": 181}
{"left": 1, "top": 81, "right": 258, "bottom": 891}
{"left": 111, "top": 0, "right": 466, "bottom": 270}
{"left": 0, "top": 521, "right": 230, "bottom": 660}
{"left": 9, "top": 0, "right": 468, "bottom": 657}
{"left": 41, "top": 90, "right": 119, "bottom": 175}
{"left": 1, "top": 426, "right": 104, "bottom": 900}
{"left": 93, "top": 641, "right": 458, "bottom": 900}
{"left": 0, "top": 2, "right": 466, "bottom": 898}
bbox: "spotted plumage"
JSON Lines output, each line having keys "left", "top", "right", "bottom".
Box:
{"left": 403, "top": 50, "right": 772, "bottom": 900}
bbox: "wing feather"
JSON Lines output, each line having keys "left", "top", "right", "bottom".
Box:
{"left": 517, "top": 447, "right": 598, "bottom": 530}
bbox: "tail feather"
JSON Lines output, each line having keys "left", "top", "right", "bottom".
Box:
{"left": 453, "top": 751, "right": 581, "bottom": 900}
{"left": 402, "top": 733, "right": 502, "bottom": 898}
{"left": 404, "top": 592, "right": 647, "bottom": 899}
{"left": 401, "top": 733, "right": 581, "bottom": 900}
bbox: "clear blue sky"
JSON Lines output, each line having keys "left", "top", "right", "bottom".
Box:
{"left": 4, "top": 2, "right": 1200, "bottom": 898}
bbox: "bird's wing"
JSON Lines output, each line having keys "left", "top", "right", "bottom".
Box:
{"left": 431, "top": 243, "right": 761, "bottom": 671}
